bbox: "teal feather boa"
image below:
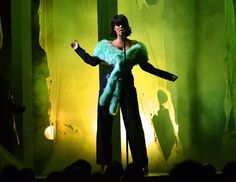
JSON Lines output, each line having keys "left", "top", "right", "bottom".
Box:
{"left": 94, "top": 39, "right": 148, "bottom": 115}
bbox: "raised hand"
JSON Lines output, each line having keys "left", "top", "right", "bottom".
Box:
{"left": 171, "top": 74, "right": 178, "bottom": 82}
{"left": 71, "top": 40, "right": 79, "bottom": 50}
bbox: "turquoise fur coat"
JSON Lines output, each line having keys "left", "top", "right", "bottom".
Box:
{"left": 94, "top": 39, "right": 148, "bottom": 115}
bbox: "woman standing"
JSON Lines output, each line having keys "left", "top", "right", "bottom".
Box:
{"left": 71, "top": 14, "right": 177, "bottom": 174}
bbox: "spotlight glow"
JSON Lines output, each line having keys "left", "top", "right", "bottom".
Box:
{"left": 44, "top": 125, "right": 55, "bottom": 140}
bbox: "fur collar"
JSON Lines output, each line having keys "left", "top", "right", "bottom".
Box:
{"left": 93, "top": 39, "right": 148, "bottom": 115}
{"left": 94, "top": 39, "right": 148, "bottom": 67}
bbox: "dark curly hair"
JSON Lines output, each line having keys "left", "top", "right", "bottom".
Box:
{"left": 110, "top": 14, "right": 132, "bottom": 38}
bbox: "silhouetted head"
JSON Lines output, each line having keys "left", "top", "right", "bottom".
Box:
{"left": 105, "top": 160, "right": 124, "bottom": 181}
{"left": 63, "top": 159, "right": 92, "bottom": 182}
{"left": 169, "top": 160, "right": 205, "bottom": 181}
{"left": 221, "top": 160, "right": 236, "bottom": 180}
{"left": 121, "top": 162, "right": 144, "bottom": 182}
{"left": 157, "top": 89, "right": 168, "bottom": 104}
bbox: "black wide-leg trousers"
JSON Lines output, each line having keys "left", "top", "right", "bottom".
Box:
{"left": 96, "top": 79, "right": 148, "bottom": 168}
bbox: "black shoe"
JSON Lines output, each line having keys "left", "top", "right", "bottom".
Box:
{"left": 142, "top": 166, "right": 149, "bottom": 175}
{"left": 101, "top": 164, "right": 108, "bottom": 173}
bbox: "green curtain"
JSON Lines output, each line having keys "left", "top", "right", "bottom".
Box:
{"left": 220, "top": 0, "right": 236, "bottom": 164}
{"left": 224, "top": 0, "right": 236, "bottom": 132}
{"left": 39, "top": 0, "right": 99, "bottom": 175}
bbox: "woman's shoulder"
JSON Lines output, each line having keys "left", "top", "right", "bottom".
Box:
{"left": 128, "top": 40, "right": 148, "bottom": 61}
{"left": 130, "top": 40, "right": 146, "bottom": 47}
{"left": 130, "top": 39, "right": 137, "bottom": 44}
{"left": 95, "top": 39, "right": 110, "bottom": 48}
{"left": 128, "top": 40, "right": 147, "bottom": 51}
{"left": 97, "top": 39, "right": 109, "bottom": 44}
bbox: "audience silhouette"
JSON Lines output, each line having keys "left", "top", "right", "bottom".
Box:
{"left": 221, "top": 160, "right": 236, "bottom": 182}
{"left": 120, "top": 162, "right": 144, "bottom": 182}
{"left": 104, "top": 160, "right": 124, "bottom": 182}
{"left": 0, "top": 158, "right": 235, "bottom": 182}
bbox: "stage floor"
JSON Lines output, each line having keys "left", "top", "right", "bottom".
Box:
{"left": 36, "top": 173, "right": 170, "bottom": 182}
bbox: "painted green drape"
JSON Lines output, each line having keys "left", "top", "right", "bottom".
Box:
{"left": 39, "top": 0, "right": 99, "bottom": 174}
{"left": 224, "top": 0, "right": 236, "bottom": 132}
{"left": 220, "top": 0, "right": 236, "bottom": 164}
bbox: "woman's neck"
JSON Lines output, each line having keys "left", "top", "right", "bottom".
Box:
{"left": 112, "top": 36, "right": 131, "bottom": 50}
{"left": 115, "top": 35, "right": 125, "bottom": 43}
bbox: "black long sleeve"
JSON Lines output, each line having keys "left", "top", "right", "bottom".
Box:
{"left": 74, "top": 46, "right": 102, "bottom": 66}
{"left": 139, "top": 61, "right": 178, "bottom": 81}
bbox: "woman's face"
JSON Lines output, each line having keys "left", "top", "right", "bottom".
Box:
{"left": 113, "top": 25, "right": 124, "bottom": 37}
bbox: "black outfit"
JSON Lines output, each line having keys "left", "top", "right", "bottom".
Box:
{"left": 74, "top": 44, "right": 176, "bottom": 168}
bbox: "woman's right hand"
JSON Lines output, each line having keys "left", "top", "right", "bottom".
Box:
{"left": 71, "top": 40, "right": 79, "bottom": 50}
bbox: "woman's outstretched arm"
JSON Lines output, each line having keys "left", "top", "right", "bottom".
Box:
{"left": 139, "top": 61, "right": 178, "bottom": 82}
{"left": 71, "top": 40, "right": 102, "bottom": 66}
